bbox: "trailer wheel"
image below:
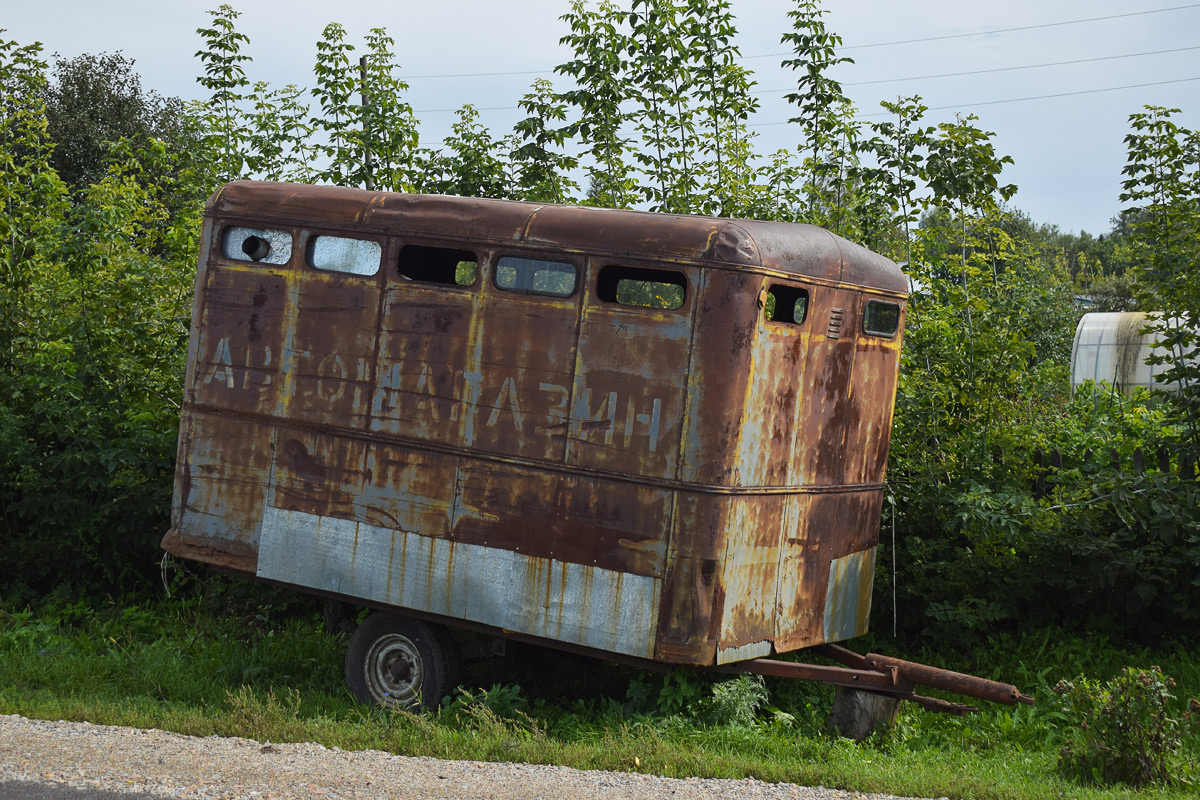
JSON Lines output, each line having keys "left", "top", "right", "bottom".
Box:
{"left": 345, "top": 613, "right": 458, "bottom": 712}
{"left": 826, "top": 687, "right": 901, "bottom": 741}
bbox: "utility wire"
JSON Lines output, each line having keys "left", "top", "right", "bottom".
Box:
{"left": 752, "top": 46, "right": 1200, "bottom": 93}
{"left": 743, "top": 3, "right": 1200, "bottom": 58}
{"left": 413, "top": 103, "right": 520, "bottom": 113}
{"left": 746, "top": 76, "right": 1200, "bottom": 126}
{"left": 403, "top": 67, "right": 552, "bottom": 80}
{"left": 417, "top": 74, "right": 1200, "bottom": 117}
{"left": 886, "top": 76, "right": 1200, "bottom": 114}
{"left": 400, "top": 5, "right": 1200, "bottom": 80}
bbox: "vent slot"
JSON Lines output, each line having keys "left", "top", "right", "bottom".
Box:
{"left": 827, "top": 308, "right": 845, "bottom": 339}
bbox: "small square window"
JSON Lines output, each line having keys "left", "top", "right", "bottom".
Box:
{"left": 398, "top": 245, "right": 477, "bottom": 286}
{"left": 763, "top": 284, "right": 809, "bottom": 325}
{"left": 597, "top": 265, "right": 686, "bottom": 310}
{"left": 863, "top": 299, "right": 901, "bottom": 337}
{"left": 221, "top": 226, "right": 292, "bottom": 265}
{"left": 495, "top": 256, "right": 576, "bottom": 297}
{"left": 308, "top": 235, "right": 381, "bottom": 276}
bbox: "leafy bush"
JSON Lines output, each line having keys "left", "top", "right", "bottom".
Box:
{"left": 1053, "top": 666, "right": 1199, "bottom": 787}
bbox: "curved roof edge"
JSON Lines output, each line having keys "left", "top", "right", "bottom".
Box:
{"left": 208, "top": 181, "right": 908, "bottom": 294}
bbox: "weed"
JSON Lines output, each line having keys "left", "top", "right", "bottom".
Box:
{"left": 704, "top": 674, "right": 768, "bottom": 728}
{"left": 1054, "top": 666, "right": 1199, "bottom": 787}
{"left": 441, "top": 685, "right": 544, "bottom": 744}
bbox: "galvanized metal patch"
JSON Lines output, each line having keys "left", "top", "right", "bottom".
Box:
{"left": 256, "top": 507, "right": 661, "bottom": 659}
{"left": 716, "top": 640, "right": 773, "bottom": 665}
{"left": 822, "top": 546, "right": 876, "bottom": 642}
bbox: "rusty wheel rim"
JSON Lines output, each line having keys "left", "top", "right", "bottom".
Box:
{"left": 364, "top": 633, "right": 423, "bottom": 708}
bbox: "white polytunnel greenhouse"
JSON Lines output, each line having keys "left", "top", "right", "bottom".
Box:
{"left": 1071, "top": 312, "right": 1197, "bottom": 394}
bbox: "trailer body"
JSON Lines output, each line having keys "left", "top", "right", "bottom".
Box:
{"left": 163, "top": 181, "right": 908, "bottom": 668}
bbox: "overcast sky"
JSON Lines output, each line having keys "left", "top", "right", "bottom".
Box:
{"left": 6, "top": 0, "right": 1198, "bottom": 236}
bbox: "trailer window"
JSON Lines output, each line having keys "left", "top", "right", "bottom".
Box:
{"left": 597, "top": 265, "right": 685, "bottom": 310}
{"left": 863, "top": 299, "right": 900, "bottom": 337}
{"left": 221, "top": 226, "right": 292, "bottom": 265}
{"left": 763, "top": 284, "right": 809, "bottom": 325}
{"left": 398, "top": 245, "right": 478, "bottom": 286}
{"left": 495, "top": 256, "right": 576, "bottom": 297}
{"left": 308, "top": 235, "right": 381, "bottom": 276}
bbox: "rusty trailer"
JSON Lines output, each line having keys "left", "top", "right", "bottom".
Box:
{"left": 162, "top": 181, "right": 1030, "bottom": 719}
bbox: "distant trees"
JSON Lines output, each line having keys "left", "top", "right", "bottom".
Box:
{"left": 42, "top": 52, "right": 192, "bottom": 191}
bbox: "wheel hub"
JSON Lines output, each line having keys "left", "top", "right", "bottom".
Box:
{"left": 365, "top": 633, "right": 424, "bottom": 707}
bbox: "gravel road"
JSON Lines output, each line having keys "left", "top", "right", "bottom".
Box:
{"left": 0, "top": 714, "right": 940, "bottom": 800}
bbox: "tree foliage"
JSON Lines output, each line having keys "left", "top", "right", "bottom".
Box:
{"left": 1120, "top": 107, "right": 1200, "bottom": 457}
{"left": 43, "top": 52, "right": 193, "bottom": 192}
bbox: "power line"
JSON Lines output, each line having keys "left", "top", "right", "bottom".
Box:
{"left": 417, "top": 73, "right": 1200, "bottom": 116}
{"left": 399, "top": 5, "right": 1200, "bottom": 81}
{"left": 742, "top": 3, "right": 1200, "bottom": 58}
{"left": 752, "top": 46, "right": 1200, "bottom": 94}
{"left": 403, "top": 68, "right": 551, "bottom": 80}
{"left": 916, "top": 75, "right": 1200, "bottom": 113}
{"left": 746, "top": 76, "right": 1200, "bottom": 126}
{"left": 412, "top": 104, "right": 520, "bottom": 113}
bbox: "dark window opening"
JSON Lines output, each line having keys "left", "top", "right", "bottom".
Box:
{"left": 863, "top": 299, "right": 900, "bottom": 337}
{"left": 494, "top": 255, "right": 576, "bottom": 297}
{"left": 597, "top": 265, "right": 686, "bottom": 310}
{"left": 763, "top": 284, "right": 809, "bottom": 325}
{"left": 398, "top": 245, "right": 477, "bottom": 285}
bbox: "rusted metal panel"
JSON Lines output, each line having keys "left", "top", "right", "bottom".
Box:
{"left": 358, "top": 444, "right": 457, "bottom": 534}
{"left": 789, "top": 288, "right": 862, "bottom": 486}
{"left": 191, "top": 263, "right": 288, "bottom": 416}
{"left": 450, "top": 464, "right": 670, "bottom": 578}
{"left": 715, "top": 496, "right": 784, "bottom": 663}
{"left": 161, "top": 526, "right": 257, "bottom": 573}
{"left": 774, "top": 491, "right": 882, "bottom": 651}
{"left": 735, "top": 284, "right": 811, "bottom": 487}
{"left": 567, "top": 260, "right": 696, "bottom": 480}
{"left": 472, "top": 282, "right": 579, "bottom": 461}
{"left": 165, "top": 182, "right": 913, "bottom": 669}
{"left": 281, "top": 259, "right": 382, "bottom": 432}
{"left": 271, "top": 430, "right": 372, "bottom": 523}
{"left": 370, "top": 277, "right": 478, "bottom": 442}
{"left": 677, "top": 268, "right": 759, "bottom": 487}
{"left": 174, "top": 413, "right": 274, "bottom": 552}
{"left": 842, "top": 299, "right": 906, "bottom": 485}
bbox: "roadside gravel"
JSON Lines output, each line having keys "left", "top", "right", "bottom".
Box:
{"left": 0, "top": 715, "right": 940, "bottom": 800}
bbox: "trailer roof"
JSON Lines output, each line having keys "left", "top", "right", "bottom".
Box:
{"left": 209, "top": 181, "right": 908, "bottom": 294}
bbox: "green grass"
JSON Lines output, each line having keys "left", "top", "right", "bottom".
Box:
{"left": 1, "top": 581, "right": 1196, "bottom": 800}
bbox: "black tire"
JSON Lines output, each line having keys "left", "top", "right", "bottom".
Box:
{"left": 345, "top": 613, "right": 458, "bottom": 711}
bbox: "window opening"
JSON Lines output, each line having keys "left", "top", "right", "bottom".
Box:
{"left": 762, "top": 284, "right": 809, "bottom": 325}
{"left": 221, "top": 226, "right": 292, "bottom": 265}
{"left": 494, "top": 256, "right": 576, "bottom": 297}
{"left": 397, "top": 244, "right": 477, "bottom": 286}
{"left": 597, "top": 265, "right": 686, "bottom": 310}
{"left": 863, "top": 299, "right": 901, "bottom": 337}
{"left": 309, "top": 235, "right": 381, "bottom": 276}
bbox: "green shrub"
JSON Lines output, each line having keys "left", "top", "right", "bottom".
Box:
{"left": 1053, "top": 665, "right": 1198, "bottom": 787}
